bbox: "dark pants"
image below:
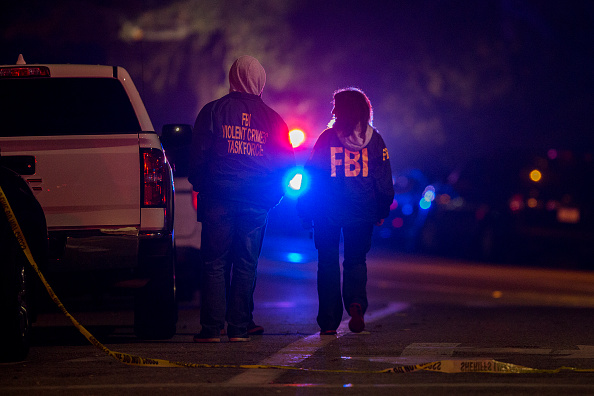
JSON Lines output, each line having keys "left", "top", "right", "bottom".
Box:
{"left": 199, "top": 199, "right": 268, "bottom": 338}
{"left": 224, "top": 219, "right": 266, "bottom": 325}
{"left": 313, "top": 219, "right": 373, "bottom": 331}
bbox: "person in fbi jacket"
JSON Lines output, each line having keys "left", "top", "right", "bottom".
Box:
{"left": 297, "top": 87, "right": 394, "bottom": 335}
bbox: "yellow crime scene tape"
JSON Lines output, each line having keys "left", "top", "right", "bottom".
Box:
{"left": 1, "top": 184, "right": 594, "bottom": 374}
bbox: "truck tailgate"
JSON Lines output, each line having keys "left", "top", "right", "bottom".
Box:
{"left": 0, "top": 134, "right": 140, "bottom": 229}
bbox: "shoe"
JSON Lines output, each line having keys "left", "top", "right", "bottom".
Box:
{"left": 247, "top": 322, "right": 264, "bottom": 335}
{"left": 320, "top": 329, "right": 337, "bottom": 336}
{"left": 348, "top": 303, "right": 365, "bottom": 333}
{"left": 193, "top": 332, "right": 221, "bottom": 343}
{"left": 229, "top": 334, "right": 250, "bottom": 342}
{"left": 223, "top": 323, "right": 263, "bottom": 335}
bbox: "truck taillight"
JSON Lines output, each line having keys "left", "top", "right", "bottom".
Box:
{"left": 141, "top": 149, "right": 168, "bottom": 207}
{"left": 0, "top": 66, "right": 50, "bottom": 78}
{"left": 192, "top": 191, "right": 198, "bottom": 211}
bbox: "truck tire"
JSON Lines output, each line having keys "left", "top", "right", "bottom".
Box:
{"left": 134, "top": 240, "right": 177, "bottom": 340}
{"left": 0, "top": 213, "right": 31, "bottom": 362}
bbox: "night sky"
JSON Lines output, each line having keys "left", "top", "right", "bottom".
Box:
{"left": 2, "top": 0, "right": 593, "bottom": 178}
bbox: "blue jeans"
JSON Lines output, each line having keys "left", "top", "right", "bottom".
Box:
{"left": 199, "top": 199, "right": 268, "bottom": 338}
{"left": 313, "top": 219, "right": 373, "bottom": 331}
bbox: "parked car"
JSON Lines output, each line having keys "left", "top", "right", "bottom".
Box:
{"left": 0, "top": 162, "right": 47, "bottom": 361}
{"left": 419, "top": 149, "right": 594, "bottom": 265}
{"left": 0, "top": 55, "right": 179, "bottom": 340}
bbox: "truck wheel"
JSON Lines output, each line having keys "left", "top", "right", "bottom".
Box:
{"left": 134, "top": 243, "right": 177, "bottom": 340}
{"left": 0, "top": 213, "right": 31, "bottom": 362}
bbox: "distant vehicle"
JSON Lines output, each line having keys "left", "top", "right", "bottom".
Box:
{"left": 159, "top": 125, "right": 201, "bottom": 302}
{"left": 374, "top": 168, "right": 435, "bottom": 251}
{"left": 0, "top": 55, "right": 180, "bottom": 341}
{"left": 419, "top": 149, "right": 594, "bottom": 264}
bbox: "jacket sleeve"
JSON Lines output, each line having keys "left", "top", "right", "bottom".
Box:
{"left": 374, "top": 135, "right": 395, "bottom": 220}
{"left": 187, "top": 102, "right": 215, "bottom": 193}
{"left": 273, "top": 120, "right": 297, "bottom": 200}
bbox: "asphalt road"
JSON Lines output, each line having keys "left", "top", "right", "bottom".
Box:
{"left": 3, "top": 234, "right": 594, "bottom": 395}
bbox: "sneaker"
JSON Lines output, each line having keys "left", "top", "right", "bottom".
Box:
{"left": 348, "top": 303, "right": 365, "bottom": 333}
{"left": 193, "top": 332, "right": 221, "bottom": 343}
{"left": 223, "top": 322, "right": 263, "bottom": 335}
{"left": 320, "top": 329, "right": 337, "bottom": 336}
{"left": 229, "top": 334, "right": 250, "bottom": 342}
{"left": 247, "top": 322, "right": 264, "bottom": 335}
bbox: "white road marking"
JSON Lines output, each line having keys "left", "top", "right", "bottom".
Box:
{"left": 401, "top": 343, "right": 461, "bottom": 357}
{"left": 401, "top": 343, "right": 594, "bottom": 359}
{"left": 225, "top": 302, "right": 409, "bottom": 385}
{"left": 344, "top": 343, "right": 594, "bottom": 365}
{"left": 553, "top": 345, "right": 594, "bottom": 359}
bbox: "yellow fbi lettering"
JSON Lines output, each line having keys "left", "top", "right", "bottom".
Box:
{"left": 221, "top": 113, "right": 268, "bottom": 157}
{"left": 242, "top": 112, "right": 251, "bottom": 127}
{"left": 331, "top": 147, "right": 368, "bottom": 177}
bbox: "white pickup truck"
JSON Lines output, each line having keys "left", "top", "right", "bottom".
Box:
{"left": 0, "top": 56, "right": 192, "bottom": 342}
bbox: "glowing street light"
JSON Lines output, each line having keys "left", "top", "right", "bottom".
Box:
{"left": 529, "top": 169, "right": 542, "bottom": 182}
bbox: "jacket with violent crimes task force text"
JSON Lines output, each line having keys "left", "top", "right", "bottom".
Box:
{"left": 188, "top": 91, "right": 295, "bottom": 210}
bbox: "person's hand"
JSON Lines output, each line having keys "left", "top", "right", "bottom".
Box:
{"left": 375, "top": 218, "right": 385, "bottom": 226}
